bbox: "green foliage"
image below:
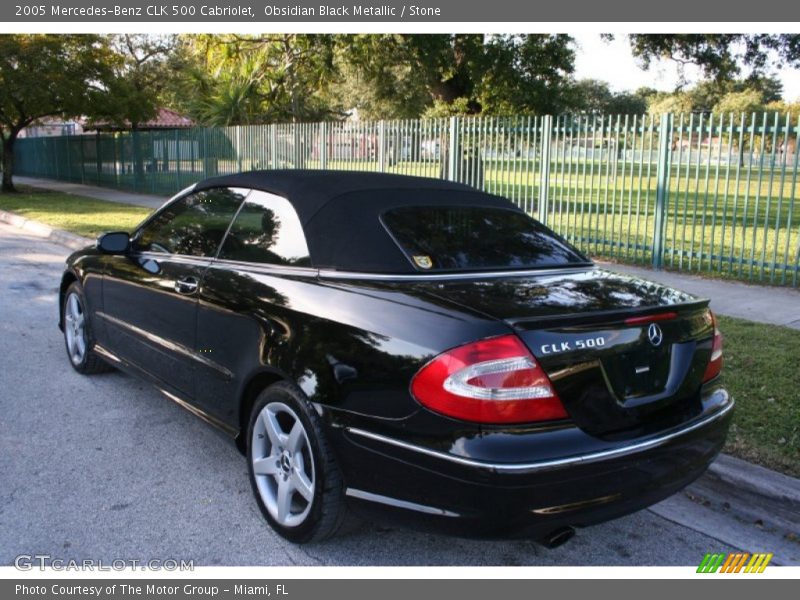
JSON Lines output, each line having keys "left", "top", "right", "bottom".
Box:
{"left": 625, "top": 34, "right": 800, "bottom": 82}
{"left": 477, "top": 34, "right": 576, "bottom": 115}
{"left": 647, "top": 92, "right": 695, "bottom": 115}
{"left": 713, "top": 89, "right": 766, "bottom": 115}
{"left": 0, "top": 35, "right": 115, "bottom": 191}
{"left": 765, "top": 99, "right": 800, "bottom": 116}
{"left": 567, "top": 79, "right": 649, "bottom": 115}
{"left": 174, "top": 34, "right": 339, "bottom": 125}
{"left": 314, "top": 34, "right": 576, "bottom": 119}
{"left": 87, "top": 34, "right": 179, "bottom": 129}
{"left": 422, "top": 97, "right": 473, "bottom": 119}
{"left": 645, "top": 75, "right": 785, "bottom": 115}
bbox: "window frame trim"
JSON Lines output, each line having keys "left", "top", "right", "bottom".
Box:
{"left": 130, "top": 185, "right": 251, "bottom": 259}
{"left": 215, "top": 188, "right": 312, "bottom": 268}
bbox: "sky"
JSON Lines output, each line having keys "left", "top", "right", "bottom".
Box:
{"left": 572, "top": 33, "right": 800, "bottom": 101}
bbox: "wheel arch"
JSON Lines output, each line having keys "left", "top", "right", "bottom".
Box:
{"left": 234, "top": 368, "right": 290, "bottom": 454}
{"left": 58, "top": 270, "right": 80, "bottom": 331}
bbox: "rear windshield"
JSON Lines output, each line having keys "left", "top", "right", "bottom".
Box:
{"left": 382, "top": 206, "right": 590, "bottom": 272}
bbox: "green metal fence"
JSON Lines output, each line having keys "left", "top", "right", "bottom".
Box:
{"left": 13, "top": 113, "right": 800, "bottom": 286}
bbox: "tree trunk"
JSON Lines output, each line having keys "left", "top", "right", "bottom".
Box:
{"left": 2, "top": 135, "right": 17, "bottom": 193}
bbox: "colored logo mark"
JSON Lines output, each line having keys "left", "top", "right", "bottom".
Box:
{"left": 697, "top": 552, "right": 773, "bottom": 573}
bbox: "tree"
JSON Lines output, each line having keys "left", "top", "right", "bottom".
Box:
{"left": 336, "top": 34, "right": 576, "bottom": 118}
{"left": 478, "top": 34, "right": 576, "bottom": 115}
{"left": 621, "top": 34, "right": 800, "bottom": 83}
{"left": 713, "top": 89, "right": 766, "bottom": 115}
{"left": 567, "top": 79, "right": 649, "bottom": 115}
{"left": 87, "top": 34, "right": 179, "bottom": 129}
{"left": 176, "top": 34, "right": 338, "bottom": 125}
{"left": 647, "top": 92, "right": 694, "bottom": 115}
{"left": 0, "top": 35, "right": 113, "bottom": 192}
{"left": 85, "top": 35, "right": 181, "bottom": 182}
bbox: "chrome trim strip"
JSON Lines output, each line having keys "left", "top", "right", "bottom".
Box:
{"left": 208, "top": 258, "right": 318, "bottom": 278}
{"left": 345, "top": 488, "right": 460, "bottom": 517}
{"left": 318, "top": 265, "right": 594, "bottom": 282}
{"left": 95, "top": 311, "right": 234, "bottom": 380}
{"left": 93, "top": 343, "right": 122, "bottom": 364}
{"left": 134, "top": 252, "right": 213, "bottom": 267}
{"left": 92, "top": 343, "right": 236, "bottom": 437}
{"left": 346, "top": 400, "right": 734, "bottom": 474}
{"left": 157, "top": 387, "right": 237, "bottom": 437}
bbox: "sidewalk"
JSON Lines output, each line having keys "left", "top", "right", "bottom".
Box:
{"left": 13, "top": 175, "right": 800, "bottom": 330}
{"left": 15, "top": 176, "right": 169, "bottom": 210}
{"left": 600, "top": 262, "right": 800, "bottom": 330}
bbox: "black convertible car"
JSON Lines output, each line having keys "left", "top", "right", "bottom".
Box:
{"left": 59, "top": 170, "right": 730, "bottom": 545}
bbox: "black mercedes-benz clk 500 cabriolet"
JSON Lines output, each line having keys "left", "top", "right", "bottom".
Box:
{"left": 59, "top": 170, "right": 730, "bottom": 545}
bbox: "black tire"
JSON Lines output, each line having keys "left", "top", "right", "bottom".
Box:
{"left": 247, "top": 381, "right": 346, "bottom": 543}
{"left": 62, "top": 282, "right": 112, "bottom": 375}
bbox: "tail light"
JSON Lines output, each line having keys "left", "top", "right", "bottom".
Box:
{"left": 703, "top": 311, "right": 723, "bottom": 382}
{"left": 410, "top": 335, "right": 568, "bottom": 424}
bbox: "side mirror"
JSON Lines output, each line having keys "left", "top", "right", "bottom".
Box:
{"left": 97, "top": 231, "right": 131, "bottom": 254}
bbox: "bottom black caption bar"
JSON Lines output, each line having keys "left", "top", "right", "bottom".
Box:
{"left": 4, "top": 579, "right": 784, "bottom": 600}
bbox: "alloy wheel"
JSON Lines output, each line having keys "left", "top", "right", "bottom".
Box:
{"left": 64, "top": 292, "right": 87, "bottom": 366}
{"left": 251, "top": 402, "right": 316, "bottom": 528}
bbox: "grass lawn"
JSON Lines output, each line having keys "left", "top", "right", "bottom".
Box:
{"left": 718, "top": 315, "right": 800, "bottom": 477}
{"left": 0, "top": 188, "right": 151, "bottom": 239}
{"left": 0, "top": 187, "right": 797, "bottom": 476}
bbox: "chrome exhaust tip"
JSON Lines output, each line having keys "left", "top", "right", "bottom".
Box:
{"left": 539, "top": 526, "right": 575, "bottom": 548}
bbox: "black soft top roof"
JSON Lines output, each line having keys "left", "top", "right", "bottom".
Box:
{"left": 195, "top": 170, "right": 520, "bottom": 273}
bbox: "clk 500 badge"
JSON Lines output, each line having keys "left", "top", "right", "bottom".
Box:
{"left": 541, "top": 336, "right": 607, "bottom": 354}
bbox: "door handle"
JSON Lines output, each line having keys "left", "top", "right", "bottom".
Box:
{"left": 174, "top": 276, "right": 199, "bottom": 295}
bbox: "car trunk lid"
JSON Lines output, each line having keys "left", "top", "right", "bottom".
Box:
{"left": 403, "top": 267, "right": 716, "bottom": 437}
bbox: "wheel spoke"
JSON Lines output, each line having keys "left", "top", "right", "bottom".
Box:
{"left": 287, "top": 420, "right": 304, "bottom": 454}
{"left": 68, "top": 294, "right": 80, "bottom": 318}
{"left": 252, "top": 455, "right": 280, "bottom": 476}
{"left": 292, "top": 470, "right": 314, "bottom": 502}
{"left": 261, "top": 410, "right": 285, "bottom": 449}
{"left": 68, "top": 333, "right": 78, "bottom": 356}
{"left": 276, "top": 479, "right": 294, "bottom": 522}
{"left": 75, "top": 331, "right": 86, "bottom": 358}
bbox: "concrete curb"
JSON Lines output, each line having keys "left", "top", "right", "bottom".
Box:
{"left": 2, "top": 208, "right": 800, "bottom": 521}
{"left": 701, "top": 454, "right": 800, "bottom": 532}
{"left": 0, "top": 209, "right": 93, "bottom": 251}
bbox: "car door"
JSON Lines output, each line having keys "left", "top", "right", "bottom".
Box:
{"left": 100, "top": 187, "right": 248, "bottom": 399}
{"left": 193, "top": 190, "right": 314, "bottom": 423}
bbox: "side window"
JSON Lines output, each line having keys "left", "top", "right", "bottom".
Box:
{"left": 218, "top": 190, "right": 311, "bottom": 267}
{"left": 136, "top": 187, "right": 246, "bottom": 257}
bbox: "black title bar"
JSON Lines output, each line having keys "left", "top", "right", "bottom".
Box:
{"left": 4, "top": 0, "right": 800, "bottom": 22}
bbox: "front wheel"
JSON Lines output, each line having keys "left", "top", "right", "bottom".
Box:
{"left": 247, "top": 382, "right": 346, "bottom": 543}
{"left": 62, "top": 282, "right": 111, "bottom": 374}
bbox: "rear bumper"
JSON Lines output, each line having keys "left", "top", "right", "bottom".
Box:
{"left": 327, "top": 385, "right": 733, "bottom": 539}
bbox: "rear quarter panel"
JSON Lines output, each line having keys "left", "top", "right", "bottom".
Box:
{"left": 195, "top": 266, "right": 509, "bottom": 430}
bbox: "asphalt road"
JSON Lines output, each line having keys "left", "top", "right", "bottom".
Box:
{"left": 0, "top": 222, "right": 740, "bottom": 566}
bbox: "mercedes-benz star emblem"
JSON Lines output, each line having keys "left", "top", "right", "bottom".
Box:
{"left": 648, "top": 323, "right": 664, "bottom": 347}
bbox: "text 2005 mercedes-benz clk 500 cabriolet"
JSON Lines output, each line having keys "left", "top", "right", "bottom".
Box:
{"left": 59, "top": 170, "right": 730, "bottom": 545}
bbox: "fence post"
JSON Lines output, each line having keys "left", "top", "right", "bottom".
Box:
{"left": 538, "top": 115, "right": 553, "bottom": 224}
{"left": 653, "top": 113, "right": 673, "bottom": 269}
{"left": 79, "top": 134, "right": 86, "bottom": 184}
{"left": 447, "top": 116, "right": 460, "bottom": 181}
{"left": 378, "top": 120, "right": 386, "bottom": 172}
{"left": 235, "top": 126, "right": 243, "bottom": 173}
{"left": 270, "top": 124, "right": 278, "bottom": 169}
{"left": 176, "top": 129, "right": 182, "bottom": 190}
{"left": 320, "top": 122, "right": 328, "bottom": 170}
